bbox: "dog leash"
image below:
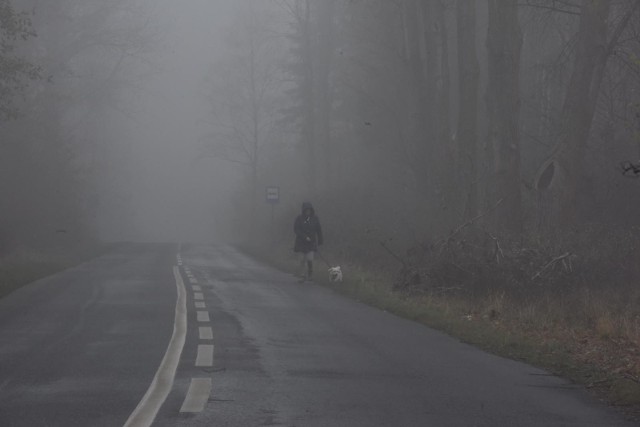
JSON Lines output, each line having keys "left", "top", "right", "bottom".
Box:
{"left": 315, "top": 250, "right": 332, "bottom": 268}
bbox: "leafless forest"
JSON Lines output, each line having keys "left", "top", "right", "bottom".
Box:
{"left": 0, "top": 0, "right": 638, "bottom": 245}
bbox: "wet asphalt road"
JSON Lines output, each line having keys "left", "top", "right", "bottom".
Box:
{"left": 0, "top": 243, "right": 635, "bottom": 426}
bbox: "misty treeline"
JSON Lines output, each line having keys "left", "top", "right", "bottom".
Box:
{"left": 2, "top": 0, "right": 640, "bottom": 254}
{"left": 200, "top": 0, "right": 640, "bottom": 257}
{"left": 0, "top": 0, "right": 157, "bottom": 249}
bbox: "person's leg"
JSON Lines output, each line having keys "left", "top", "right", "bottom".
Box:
{"left": 299, "top": 253, "right": 307, "bottom": 278}
{"left": 306, "top": 251, "right": 314, "bottom": 280}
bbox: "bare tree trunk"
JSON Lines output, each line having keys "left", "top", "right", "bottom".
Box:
{"left": 314, "top": 0, "right": 336, "bottom": 191}
{"left": 437, "top": 1, "right": 454, "bottom": 220}
{"left": 456, "top": 0, "right": 480, "bottom": 220}
{"left": 299, "top": 0, "right": 317, "bottom": 196}
{"left": 249, "top": 23, "right": 260, "bottom": 228}
{"left": 422, "top": 0, "right": 454, "bottom": 223}
{"left": 403, "top": 0, "right": 424, "bottom": 81}
{"left": 554, "top": 0, "right": 610, "bottom": 227}
{"left": 486, "top": 0, "right": 523, "bottom": 232}
{"left": 403, "top": 0, "right": 430, "bottom": 193}
{"left": 421, "top": 0, "right": 437, "bottom": 144}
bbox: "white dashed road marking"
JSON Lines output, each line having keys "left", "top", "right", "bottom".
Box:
{"left": 199, "top": 327, "right": 213, "bottom": 340}
{"left": 179, "top": 378, "right": 212, "bottom": 413}
{"left": 148, "top": 252, "right": 215, "bottom": 418}
{"left": 124, "top": 266, "right": 187, "bottom": 427}
{"left": 195, "top": 344, "right": 214, "bottom": 367}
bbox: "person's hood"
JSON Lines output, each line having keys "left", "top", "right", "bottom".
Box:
{"left": 301, "top": 202, "right": 315, "bottom": 216}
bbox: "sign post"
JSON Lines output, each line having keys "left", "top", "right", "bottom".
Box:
{"left": 265, "top": 186, "right": 280, "bottom": 244}
{"left": 265, "top": 186, "right": 280, "bottom": 204}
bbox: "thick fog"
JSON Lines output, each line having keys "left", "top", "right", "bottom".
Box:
{"left": 105, "top": 0, "right": 307, "bottom": 245}
{"left": 101, "top": 0, "right": 240, "bottom": 242}
{"left": 98, "top": 0, "right": 293, "bottom": 244}
{"left": 2, "top": 0, "right": 640, "bottom": 250}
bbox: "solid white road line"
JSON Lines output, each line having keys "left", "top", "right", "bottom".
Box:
{"left": 195, "top": 344, "right": 214, "bottom": 367}
{"left": 197, "top": 311, "right": 210, "bottom": 322}
{"left": 192, "top": 285, "right": 202, "bottom": 292}
{"left": 124, "top": 266, "right": 187, "bottom": 427}
{"left": 195, "top": 301, "right": 206, "bottom": 309}
{"left": 199, "top": 327, "right": 213, "bottom": 340}
{"left": 194, "top": 292, "right": 204, "bottom": 300}
{"left": 179, "top": 378, "right": 211, "bottom": 413}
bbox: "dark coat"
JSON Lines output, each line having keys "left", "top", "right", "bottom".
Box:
{"left": 293, "top": 202, "right": 323, "bottom": 253}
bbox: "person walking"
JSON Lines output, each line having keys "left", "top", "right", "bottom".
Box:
{"left": 293, "top": 202, "right": 323, "bottom": 281}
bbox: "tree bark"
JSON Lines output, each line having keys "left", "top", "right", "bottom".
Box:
{"left": 249, "top": 30, "right": 259, "bottom": 228}
{"left": 456, "top": 0, "right": 480, "bottom": 220}
{"left": 486, "top": 0, "right": 523, "bottom": 232}
{"left": 314, "top": 0, "right": 336, "bottom": 191}
{"left": 403, "top": 0, "right": 430, "bottom": 192}
{"left": 299, "top": 0, "right": 317, "bottom": 196}
{"left": 554, "top": 0, "right": 611, "bottom": 227}
{"left": 437, "top": 1, "right": 453, "bottom": 198}
{"left": 419, "top": 0, "right": 454, "bottom": 222}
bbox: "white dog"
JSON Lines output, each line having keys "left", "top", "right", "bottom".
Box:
{"left": 328, "top": 266, "right": 343, "bottom": 282}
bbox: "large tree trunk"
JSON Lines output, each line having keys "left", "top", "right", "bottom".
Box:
{"left": 249, "top": 26, "right": 260, "bottom": 228}
{"left": 417, "top": 0, "right": 453, "bottom": 224}
{"left": 456, "top": 0, "right": 480, "bottom": 220}
{"left": 421, "top": 0, "right": 438, "bottom": 146}
{"left": 486, "top": 0, "right": 523, "bottom": 232}
{"left": 402, "top": 0, "right": 424, "bottom": 82}
{"left": 314, "top": 0, "right": 336, "bottom": 191}
{"left": 299, "top": 0, "right": 317, "bottom": 196}
{"left": 554, "top": 0, "right": 611, "bottom": 227}
{"left": 402, "top": 0, "right": 430, "bottom": 194}
{"left": 419, "top": 0, "right": 453, "bottom": 209}
{"left": 437, "top": 1, "right": 453, "bottom": 211}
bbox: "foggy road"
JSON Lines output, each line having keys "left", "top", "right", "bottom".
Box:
{"left": 2, "top": 1, "right": 639, "bottom": 425}
{"left": 0, "top": 243, "right": 634, "bottom": 427}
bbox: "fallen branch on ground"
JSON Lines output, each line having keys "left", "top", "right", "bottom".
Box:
{"left": 379, "top": 240, "right": 406, "bottom": 268}
{"left": 532, "top": 252, "right": 573, "bottom": 281}
{"left": 438, "top": 199, "right": 504, "bottom": 246}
